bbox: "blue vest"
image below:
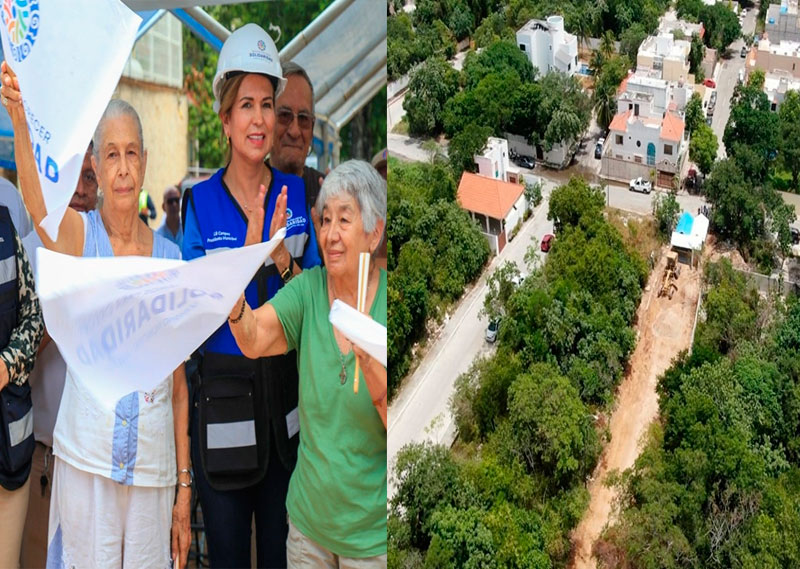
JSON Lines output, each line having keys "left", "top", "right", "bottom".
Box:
{"left": 0, "top": 206, "right": 33, "bottom": 490}
{"left": 188, "top": 167, "right": 320, "bottom": 486}
{"left": 191, "top": 167, "right": 320, "bottom": 355}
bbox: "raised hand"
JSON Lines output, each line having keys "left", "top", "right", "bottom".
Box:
{"left": 0, "top": 61, "right": 24, "bottom": 124}
{"left": 269, "top": 185, "right": 288, "bottom": 239}
{"left": 243, "top": 184, "right": 267, "bottom": 247}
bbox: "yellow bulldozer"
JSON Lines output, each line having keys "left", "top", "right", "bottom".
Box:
{"left": 659, "top": 251, "right": 680, "bottom": 299}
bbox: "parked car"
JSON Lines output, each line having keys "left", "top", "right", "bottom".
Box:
{"left": 684, "top": 168, "right": 704, "bottom": 193}
{"left": 516, "top": 155, "right": 535, "bottom": 169}
{"left": 540, "top": 233, "right": 554, "bottom": 252}
{"left": 791, "top": 226, "right": 800, "bottom": 245}
{"left": 738, "top": 69, "right": 745, "bottom": 84}
{"left": 704, "top": 78, "right": 716, "bottom": 88}
{"left": 705, "top": 116, "right": 713, "bottom": 125}
{"left": 709, "top": 91, "right": 717, "bottom": 104}
{"left": 511, "top": 272, "right": 528, "bottom": 287}
{"left": 485, "top": 319, "right": 500, "bottom": 343}
{"left": 629, "top": 176, "right": 652, "bottom": 194}
{"left": 594, "top": 137, "right": 605, "bottom": 159}
{"left": 741, "top": 45, "right": 748, "bottom": 58}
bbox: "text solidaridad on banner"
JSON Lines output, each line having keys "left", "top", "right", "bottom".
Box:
{"left": 37, "top": 232, "right": 285, "bottom": 408}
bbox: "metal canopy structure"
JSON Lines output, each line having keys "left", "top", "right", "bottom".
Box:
{"left": 124, "top": 0, "right": 386, "bottom": 169}
{"left": 0, "top": 1, "right": 385, "bottom": 170}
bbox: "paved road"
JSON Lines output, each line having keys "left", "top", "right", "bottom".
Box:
{"left": 388, "top": 92, "right": 406, "bottom": 132}
{"left": 388, "top": 183, "right": 556, "bottom": 497}
{"left": 711, "top": 8, "right": 757, "bottom": 158}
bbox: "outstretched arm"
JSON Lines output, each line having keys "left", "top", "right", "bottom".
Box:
{"left": 227, "top": 295, "right": 288, "bottom": 359}
{"left": 0, "top": 62, "right": 84, "bottom": 256}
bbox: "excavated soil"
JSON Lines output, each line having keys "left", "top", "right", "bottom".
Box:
{"left": 569, "top": 250, "right": 702, "bottom": 569}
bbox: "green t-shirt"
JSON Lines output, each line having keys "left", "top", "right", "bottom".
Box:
{"left": 270, "top": 265, "right": 387, "bottom": 558}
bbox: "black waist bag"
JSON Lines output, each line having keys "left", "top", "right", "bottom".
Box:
{"left": 197, "top": 353, "right": 265, "bottom": 491}
{"left": 0, "top": 381, "right": 34, "bottom": 490}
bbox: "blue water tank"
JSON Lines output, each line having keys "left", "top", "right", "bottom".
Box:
{"left": 769, "top": 18, "right": 775, "bottom": 24}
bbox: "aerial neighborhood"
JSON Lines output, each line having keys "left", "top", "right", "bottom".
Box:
{"left": 388, "top": 1, "right": 800, "bottom": 567}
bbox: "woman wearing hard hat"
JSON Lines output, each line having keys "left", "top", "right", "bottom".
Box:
{"left": 181, "top": 23, "right": 321, "bottom": 568}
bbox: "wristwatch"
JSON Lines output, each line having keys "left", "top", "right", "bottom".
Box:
{"left": 281, "top": 256, "right": 295, "bottom": 283}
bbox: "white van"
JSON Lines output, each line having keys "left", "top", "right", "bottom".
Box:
{"left": 738, "top": 69, "right": 745, "bottom": 84}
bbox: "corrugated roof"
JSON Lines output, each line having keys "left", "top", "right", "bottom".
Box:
{"left": 457, "top": 172, "right": 524, "bottom": 220}
{"left": 609, "top": 110, "right": 632, "bottom": 133}
{"left": 661, "top": 112, "right": 685, "bottom": 142}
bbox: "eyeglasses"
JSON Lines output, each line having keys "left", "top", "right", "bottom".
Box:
{"left": 276, "top": 108, "right": 315, "bottom": 130}
{"left": 166, "top": 197, "right": 180, "bottom": 205}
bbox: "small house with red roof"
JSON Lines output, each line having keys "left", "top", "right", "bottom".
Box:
{"left": 457, "top": 172, "right": 526, "bottom": 254}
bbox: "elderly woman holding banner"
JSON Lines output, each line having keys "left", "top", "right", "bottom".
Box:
{"left": 1, "top": 62, "right": 191, "bottom": 568}
{"left": 229, "top": 159, "right": 387, "bottom": 567}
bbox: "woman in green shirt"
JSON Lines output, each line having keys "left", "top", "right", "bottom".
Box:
{"left": 228, "top": 159, "right": 387, "bottom": 566}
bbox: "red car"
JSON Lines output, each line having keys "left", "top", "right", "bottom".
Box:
{"left": 703, "top": 78, "right": 716, "bottom": 88}
{"left": 541, "top": 233, "right": 554, "bottom": 252}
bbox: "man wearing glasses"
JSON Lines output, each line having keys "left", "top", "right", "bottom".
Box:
{"left": 268, "top": 61, "right": 324, "bottom": 216}
{"left": 156, "top": 185, "right": 182, "bottom": 249}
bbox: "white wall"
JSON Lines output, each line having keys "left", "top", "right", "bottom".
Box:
{"left": 503, "top": 193, "right": 527, "bottom": 241}
{"left": 610, "top": 120, "right": 660, "bottom": 164}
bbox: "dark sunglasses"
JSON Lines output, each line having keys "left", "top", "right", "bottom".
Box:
{"left": 166, "top": 197, "right": 180, "bottom": 205}
{"left": 276, "top": 108, "right": 315, "bottom": 129}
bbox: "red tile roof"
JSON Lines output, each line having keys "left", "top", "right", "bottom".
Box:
{"left": 457, "top": 172, "right": 524, "bottom": 220}
{"left": 608, "top": 110, "right": 632, "bottom": 133}
{"left": 617, "top": 73, "right": 632, "bottom": 95}
{"left": 661, "top": 111, "right": 685, "bottom": 142}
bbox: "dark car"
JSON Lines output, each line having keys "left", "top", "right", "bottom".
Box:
{"left": 595, "top": 137, "right": 605, "bottom": 159}
{"left": 791, "top": 226, "right": 800, "bottom": 245}
{"left": 514, "top": 154, "right": 535, "bottom": 169}
{"left": 541, "top": 233, "right": 554, "bottom": 252}
{"left": 741, "top": 46, "right": 748, "bottom": 58}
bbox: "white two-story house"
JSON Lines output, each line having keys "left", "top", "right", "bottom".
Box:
{"left": 516, "top": 16, "right": 578, "bottom": 77}
{"left": 601, "top": 74, "right": 689, "bottom": 188}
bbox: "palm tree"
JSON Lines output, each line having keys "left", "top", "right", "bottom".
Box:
{"left": 590, "top": 49, "right": 605, "bottom": 75}
{"left": 600, "top": 30, "right": 616, "bottom": 59}
{"left": 594, "top": 80, "right": 617, "bottom": 131}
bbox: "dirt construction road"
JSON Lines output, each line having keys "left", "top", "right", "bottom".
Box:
{"left": 570, "top": 252, "right": 702, "bottom": 569}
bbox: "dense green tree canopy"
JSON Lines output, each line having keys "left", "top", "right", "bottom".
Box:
{"left": 509, "top": 364, "right": 600, "bottom": 486}
{"left": 404, "top": 56, "right": 461, "bottom": 136}
{"left": 689, "top": 122, "right": 719, "bottom": 176}
{"left": 448, "top": 123, "right": 493, "bottom": 179}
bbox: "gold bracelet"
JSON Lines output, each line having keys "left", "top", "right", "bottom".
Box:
{"left": 229, "top": 296, "right": 246, "bottom": 324}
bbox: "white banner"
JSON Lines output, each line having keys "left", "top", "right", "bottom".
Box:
{"left": 36, "top": 229, "right": 285, "bottom": 408}
{"left": 329, "top": 299, "right": 387, "bottom": 367}
{"left": 0, "top": 0, "right": 140, "bottom": 241}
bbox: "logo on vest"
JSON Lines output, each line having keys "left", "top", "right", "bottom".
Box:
{"left": 286, "top": 208, "right": 306, "bottom": 231}
{"left": 2, "top": 0, "right": 40, "bottom": 63}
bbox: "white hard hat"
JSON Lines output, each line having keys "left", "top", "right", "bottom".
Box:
{"left": 212, "top": 23, "right": 286, "bottom": 113}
